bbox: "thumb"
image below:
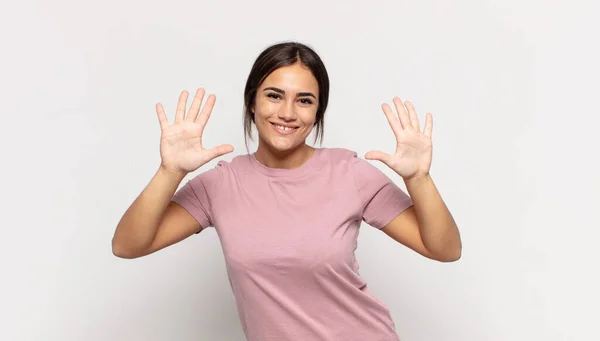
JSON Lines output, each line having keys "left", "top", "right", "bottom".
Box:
{"left": 364, "top": 150, "right": 390, "bottom": 165}
{"left": 205, "top": 144, "right": 234, "bottom": 161}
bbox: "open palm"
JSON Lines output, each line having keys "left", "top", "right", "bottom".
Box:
{"left": 157, "top": 88, "right": 233, "bottom": 175}
{"left": 365, "top": 97, "right": 433, "bottom": 180}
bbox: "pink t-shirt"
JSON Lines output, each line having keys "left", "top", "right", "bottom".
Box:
{"left": 172, "top": 147, "right": 413, "bottom": 340}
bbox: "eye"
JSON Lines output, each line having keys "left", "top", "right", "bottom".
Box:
{"left": 299, "top": 98, "right": 313, "bottom": 105}
{"left": 267, "top": 93, "right": 281, "bottom": 99}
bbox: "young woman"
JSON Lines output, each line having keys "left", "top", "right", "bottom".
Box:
{"left": 112, "top": 42, "right": 462, "bottom": 341}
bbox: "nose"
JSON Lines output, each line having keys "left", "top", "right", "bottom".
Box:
{"left": 277, "top": 100, "right": 296, "bottom": 122}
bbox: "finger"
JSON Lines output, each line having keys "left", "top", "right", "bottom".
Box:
{"left": 196, "top": 94, "right": 216, "bottom": 130}
{"left": 382, "top": 103, "right": 403, "bottom": 138}
{"left": 423, "top": 113, "right": 433, "bottom": 137}
{"left": 175, "top": 90, "right": 189, "bottom": 123}
{"left": 392, "top": 97, "right": 411, "bottom": 130}
{"left": 405, "top": 100, "right": 420, "bottom": 130}
{"left": 205, "top": 144, "right": 234, "bottom": 161}
{"left": 364, "top": 150, "right": 391, "bottom": 165}
{"left": 186, "top": 88, "right": 206, "bottom": 123}
{"left": 156, "top": 103, "right": 169, "bottom": 130}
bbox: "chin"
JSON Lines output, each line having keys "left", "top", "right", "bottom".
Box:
{"left": 258, "top": 133, "right": 306, "bottom": 154}
{"left": 265, "top": 137, "right": 302, "bottom": 152}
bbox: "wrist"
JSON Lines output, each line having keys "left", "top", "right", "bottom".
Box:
{"left": 157, "top": 164, "right": 187, "bottom": 181}
{"left": 403, "top": 172, "right": 431, "bottom": 187}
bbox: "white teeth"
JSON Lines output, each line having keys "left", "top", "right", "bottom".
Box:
{"left": 274, "top": 124, "right": 295, "bottom": 131}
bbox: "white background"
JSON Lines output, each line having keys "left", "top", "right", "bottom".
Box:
{"left": 1, "top": 0, "right": 598, "bottom": 340}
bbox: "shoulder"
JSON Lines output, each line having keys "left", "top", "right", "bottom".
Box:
{"left": 319, "top": 147, "right": 360, "bottom": 164}
{"left": 184, "top": 155, "right": 241, "bottom": 187}
{"left": 319, "top": 147, "right": 375, "bottom": 172}
{"left": 194, "top": 153, "right": 251, "bottom": 177}
{"left": 317, "top": 148, "right": 389, "bottom": 187}
{"left": 322, "top": 148, "right": 393, "bottom": 186}
{"left": 191, "top": 153, "right": 257, "bottom": 186}
{"left": 318, "top": 147, "right": 398, "bottom": 200}
{"left": 315, "top": 147, "right": 387, "bottom": 180}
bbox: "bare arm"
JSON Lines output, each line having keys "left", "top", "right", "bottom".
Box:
{"left": 111, "top": 166, "right": 200, "bottom": 259}
{"left": 111, "top": 88, "right": 233, "bottom": 259}
{"left": 366, "top": 97, "right": 461, "bottom": 261}
{"left": 381, "top": 175, "right": 461, "bottom": 262}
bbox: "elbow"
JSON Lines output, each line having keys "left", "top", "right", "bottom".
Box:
{"left": 442, "top": 251, "right": 461, "bottom": 262}
{"left": 430, "top": 243, "right": 461, "bottom": 262}
{"left": 438, "top": 231, "right": 462, "bottom": 262}
{"left": 438, "top": 246, "right": 462, "bottom": 262}
{"left": 111, "top": 238, "right": 139, "bottom": 259}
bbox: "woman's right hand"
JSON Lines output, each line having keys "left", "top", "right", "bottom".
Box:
{"left": 156, "top": 88, "right": 234, "bottom": 175}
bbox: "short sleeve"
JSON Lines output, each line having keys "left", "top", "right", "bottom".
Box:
{"left": 350, "top": 153, "right": 413, "bottom": 229}
{"left": 171, "top": 164, "right": 222, "bottom": 231}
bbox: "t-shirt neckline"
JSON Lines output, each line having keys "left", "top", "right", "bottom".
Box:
{"left": 249, "top": 148, "right": 322, "bottom": 178}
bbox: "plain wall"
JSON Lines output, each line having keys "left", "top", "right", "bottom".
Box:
{"left": 1, "top": 0, "right": 598, "bottom": 340}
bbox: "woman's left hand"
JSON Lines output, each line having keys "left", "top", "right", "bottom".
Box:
{"left": 365, "top": 97, "right": 433, "bottom": 181}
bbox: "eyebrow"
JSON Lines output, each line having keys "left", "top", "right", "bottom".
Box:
{"left": 263, "top": 87, "right": 317, "bottom": 99}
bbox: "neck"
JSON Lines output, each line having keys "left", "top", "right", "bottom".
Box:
{"left": 254, "top": 142, "right": 315, "bottom": 170}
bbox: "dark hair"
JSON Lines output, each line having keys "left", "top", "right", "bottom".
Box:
{"left": 243, "top": 41, "right": 330, "bottom": 151}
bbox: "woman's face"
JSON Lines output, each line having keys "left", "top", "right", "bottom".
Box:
{"left": 253, "top": 62, "right": 319, "bottom": 152}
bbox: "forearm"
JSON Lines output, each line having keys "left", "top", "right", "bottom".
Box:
{"left": 112, "top": 166, "right": 187, "bottom": 254}
{"left": 404, "top": 174, "right": 462, "bottom": 260}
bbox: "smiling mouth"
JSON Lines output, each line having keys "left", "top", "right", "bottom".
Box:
{"left": 270, "top": 122, "right": 298, "bottom": 133}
